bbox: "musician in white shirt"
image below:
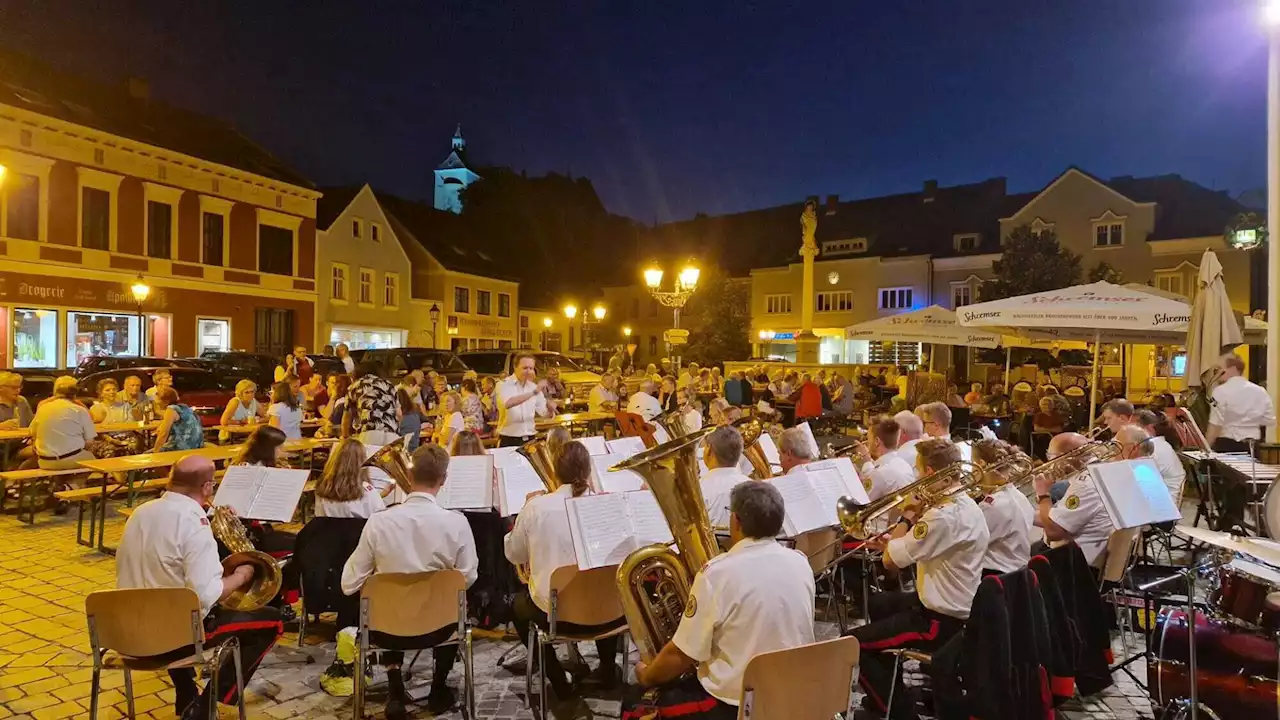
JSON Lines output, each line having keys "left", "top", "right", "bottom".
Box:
{"left": 699, "top": 426, "right": 753, "bottom": 527}
{"left": 777, "top": 426, "right": 815, "bottom": 474}
{"left": 341, "top": 444, "right": 477, "bottom": 717}
{"left": 678, "top": 388, "right": 704, "bottom": 432}
{"left": 893, "top": 410, "right": 926, "bottom": 474}
{"left": 116, "top": 456, "right": 281, "bottom": 719}
{"left": 629, "top": 482, "right": 814, "bottom": 719}
{"left": 627, "top": 378, "right": 663, "bottom": 421}
{"left": 1135, "top": 409, "right": 1187, "bottom": 507}
{"left": 496, "top": 353, "right": 552, "bottom": 447}
{"left": 972, "top": 439, "right": 1034, "bottom": 574}
{"left": 505, "top": 442, "right": 624, "bottom": 706}
{"left": 852, "top": 417, "right": 916, "bottom": 501}
{"left": 1207, "top": 352, "right": 1276, "bottom": 453}
{"left": 313, "top": 439, "right": 387, "bottom": 519}
{"left": 1033, "top": 432, "right": 1112, "bottom": 565}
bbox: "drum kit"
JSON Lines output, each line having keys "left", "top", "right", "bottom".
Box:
{"left": 1149, "top": 525, "right": 1280, "bottom": 720}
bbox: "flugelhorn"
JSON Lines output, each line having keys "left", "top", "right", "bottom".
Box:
{"left": 210, "top": 506, "right": 284, "bottom": 612}
{"left": 612, "top": 424, "right": 719, "bottom": 661}
{"left": 836, "top": 462, "right": 978, "bottom": 540}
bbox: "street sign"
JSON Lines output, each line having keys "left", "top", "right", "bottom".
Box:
{"left": 664, "top": 329, "right": 689, "bottom": 345}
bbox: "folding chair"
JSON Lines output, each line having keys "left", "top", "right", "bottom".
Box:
{"left": 738, "top": 636, "right": 860, "bottom": 719}
{"left": 85, "top": 587, "right": 246, "bottom": 720}
{"left": 526, "top": 565, "right": 631, "bottom": 720}
{"left": 353, "top": 570, "right": 474, "bottom": 719}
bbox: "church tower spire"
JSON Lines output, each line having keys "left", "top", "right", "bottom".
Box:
{"left": 452, "top": 123, "right": 465, "bottom": 153}
{"left": 434, "top": 123, "right": 480, "bottom": 214}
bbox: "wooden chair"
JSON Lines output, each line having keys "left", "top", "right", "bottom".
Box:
{"left": 354, "top": 570, "right": 473, "bottom": 720}
{"left": 614, "top": 411, "right": 656, "bottom": 447}
{"left": 85, "top": 587, "right": 246, "bottom": 720}
{"left": 738, "top": 636, "right": 860, "bottom": 719}
{"left": 526, "top": 565, "right": 631, "bottom": 720}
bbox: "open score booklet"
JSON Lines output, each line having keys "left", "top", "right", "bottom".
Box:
{"left": 565, "top": 490, "right": 673, "bottom": 570}
{"left": 213, "top": 465, "right": 310, "bottom": 522}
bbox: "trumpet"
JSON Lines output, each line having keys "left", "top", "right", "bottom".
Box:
{"left": 837, "top": 462, "right": 979, "bottom": 540}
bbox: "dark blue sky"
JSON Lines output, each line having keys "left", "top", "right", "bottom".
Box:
{"left": 0, "top": 0, "right": 1271, "bottom": 222}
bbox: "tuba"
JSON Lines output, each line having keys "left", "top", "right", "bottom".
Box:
{"left": 836, "top": 462, "right": 978, "bottom": 540}
{"left": 657, "top": 408, "right": 693, "bottom": 440}
{"left": 737, "top": 419, "right": 774, "bottom": 480}
{"left": 210, "top": 506, "right": 284, "bottom": 612}
{"left": 612, "top": 424, "right": 720, "bottom": 661}
{"left": 517, "top": 434, "right": 562, "bottom": 492}
{"left": 364, "top": 437, "right": 413, "bottom": 497}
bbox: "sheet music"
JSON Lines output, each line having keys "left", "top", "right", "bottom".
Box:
{"left": 213, "top": 465, "right": 262, "bottom": 515}
{"left": 497, "top": 462, "right": 548, "bottom": 517}
{"left": 246, "top": 469, "right": 309, "bottom": 522}
{"left": 438, "top": 454, "right": 493, "bottom": 510}
{"left": 770, "top": 473, "right": 830, "bottom": 537}
{"left": 488, "top": 446, "right": 523, "bottom": 468}
{"left": 796, "top": 422, "right": 821, "bottom": 459}
{"left": 591, "top": 453, "right": 645, "bottom": 493}
{"left": 567, "top": 493, "right": 636, "bottom": 569}
{"left": 957, "top": 441, "right": 973, "bottom": 465}
{"left": 625, "top": 490, "right": 674, "bottom": 546}
{"left": 607, "top": 436, "right": 647, "bottom": 459}
{"left": 1090, "top": 459, "right": 1181, "bottom": 529}
{"left": 756, "top": 433, "right": 781, "bottom": 468}
{"left": 807, "top": 457, "right": 868, "bottom": 505}
{"left": 802, "top": 467, "right": 850, "bottom": 526}
{"left": 653, "top": 425, "right": 672, "bottom": 444}
{"left": 577, "top": 436, "right": 610, "bottom": 456}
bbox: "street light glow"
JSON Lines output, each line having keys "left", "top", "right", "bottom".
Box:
{"left": 1266, "top": 0, "right": 1280, "bottom": 26}
{"left": 0, "top": 164, "right": 7, "bottom": 184}
{"left": 678, "top": 266, "right": 700, "bottom": 290}
{"left": 643, "top": 267, "right": 664, "bottom": 289}
{"left": 592, "top": 305, "right": 606, "bottom": 321}
{"left": 623, "top": 326, "right": 632, "bottom": 337}
{"left": 130, "top": 276, "right": 151, "bottom": 303}
{"left": 543, "top": 317, "right": 552, "bottom": 328}
{"left": 563, "top": 304, "right": 578, "bottom": 319}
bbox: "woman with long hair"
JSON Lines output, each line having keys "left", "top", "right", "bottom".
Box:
{"left": 235, "top": 425, "right": 288, "bottom": 467}
{"left": 396, "top": 383, "right": 423, "bottom": 452}
{"left": 314, "top": 438, "right": 385, "bottom": 518}
{"left": 268, "top": 380, "right": 303, "bottom": 440}
{"left": 450, "top": 430, "right": 486, "bottom": 456}
{"left": 545, "top": 426, "right": 572, "bottom": 465}
{"left": 319, "top": 373, "right": 351, "bottom": 437}
{"left": 86, "top": 378, "right": 143, "bottom": 457}
{"left": 152, "top": 387, "right": 204, "bottom": 452}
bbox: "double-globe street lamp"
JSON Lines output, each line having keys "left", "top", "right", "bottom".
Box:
{"left": 643, "top": 263, "right": 700, "bottom": 374}
{"left": 562, "top": 303, "right": 607, "bottom": 350}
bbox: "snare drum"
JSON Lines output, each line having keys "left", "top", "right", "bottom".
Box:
{"left": 1212, "top": 557, "right": 1280, "bottom": 626}
{"left": 1149, "top": 608, "right": 1278, "bottom": 720}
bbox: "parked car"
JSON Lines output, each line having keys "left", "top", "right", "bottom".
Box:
{"left": 194, "top": 351, "right": 278, "bottom": 389}
{"left": 457, "top": 350, "right": 607, "bottom": 405}
{"left": 307, "top": 354, "right": 346, "bottom": 379}
{"left": 71, "top": 355, "right": 198, "bottom": 379}
{"left": 75, "top": 367, "right": 240, "bottom": 427}
{"left": 350, "top": 348, "right": 470, "bottom": 385}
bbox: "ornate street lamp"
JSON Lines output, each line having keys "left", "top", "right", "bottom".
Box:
{"left": 643, "top": 261, "right": 700, "bottom": 374}
{"left": 429, "top": 303, "right": 440, "bottom": 349}
{"left": 130, "top": 275, "right": 150, "bottom": 356}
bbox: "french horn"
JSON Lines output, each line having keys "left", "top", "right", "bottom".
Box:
{"left": 210, "top": 506, "right": 284, "bottom": 612}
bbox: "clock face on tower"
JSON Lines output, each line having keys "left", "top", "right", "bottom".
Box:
{"left": 827, "top": 271, "right": 840, "bottom": 285}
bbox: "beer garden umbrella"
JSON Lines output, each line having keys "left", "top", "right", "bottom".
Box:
{"left": 1185, "top": 250, "right": 1243, "bottom": 386}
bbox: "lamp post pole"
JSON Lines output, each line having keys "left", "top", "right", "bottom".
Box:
{"left": 429, "top": 303, "right": 440, "bottom": 350}
{"left": 1269, "top": 10, "right": 1280, "bottom": 440}
{"left": 130, "top": 275, "right": 151, "bottom": 356}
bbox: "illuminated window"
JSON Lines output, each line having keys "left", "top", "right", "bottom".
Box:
{"left": 878, "top": 287, "right": 913, "bottom": 310}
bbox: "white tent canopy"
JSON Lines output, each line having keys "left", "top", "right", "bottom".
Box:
{"left": 956, "top": 281, "right": 1192, "bottom": 333}
{"left": 845, "top": 305, "right": 1004, "bottom": 348}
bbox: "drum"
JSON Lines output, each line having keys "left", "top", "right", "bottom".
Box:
{"left": 1264, "top": 481, "right": 1280, "bottom": 539}
{"left": 1149, "top": 608, "right": 1279, "bottom": 720}
{"left": 1212, "top": 557, "right": 1280, "bottom": 626}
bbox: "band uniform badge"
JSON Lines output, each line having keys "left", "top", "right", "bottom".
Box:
{"left": 913, "top": 521, "right": 928, "bottom": 540}
{"left": 1065, "top": 495, "right": 1080, "bottom": 510}
{"left": 684, "top": 595, "right": 698, "bottom": 618}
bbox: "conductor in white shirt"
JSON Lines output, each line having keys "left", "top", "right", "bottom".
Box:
{"left": 496, "top": 353, "right": 554, "bottom": 447}
{"left": 340, "top": 444, "right": 478, "bottom": 717}
{"left": 893, "top": 410, "right": 926, "bottom": 475}
{"left": 851, "top": 417, "right": 916, "bottom": 501}
{"left": 699, "top": 426, "right": 753, "bottom": 527}
{"left": 1207, "top": 352, "right": 1276, "bottom": 453}
{"left": 777, "top": 426, "right": 816, "bottom": 474}
{"left": 627, "top": 378, "right": 664, "bottom": 421}
{"left": 505, "top": 442, "right": 624, "bottom": 707}
{"left": 116, "top": 456, "right": 282, "bottom": 719}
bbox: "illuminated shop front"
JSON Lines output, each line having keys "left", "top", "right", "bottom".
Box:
{"left": 329, "top": 325, "right": 406, "bottom": 350}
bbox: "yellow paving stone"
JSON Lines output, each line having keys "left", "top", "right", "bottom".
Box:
{"left": 92, "top": 689, "right": 127, "bottom": 707}
{"left": 0, "top": 686, "right": 25, "bottom": 702}
{"left": 29, "top": 701, "right": 83, "bottom": 720}
{"left": 0, "top": 631, "right": 31, "bottom": 645}
{"left": 0, "top": 608, "right": 36, "bottom": 625}
{"left": 50, "top": 650, "right": 91, "bottom": 666}
{"left": 51, "top": 682, "right": 91, "bottom": 703}
{"left": 130, "top": 677, "right": 173, "bottom": 696}
{"left": 0, "top": 705, "right": 12, "bottom": 719}
{"left": 18, "top": 675, "right": 68, "bottom": 695}
{"left": 7, "top": 637, "right": 49, "bottom": 654}
{"left": 127, "top": 692, "right": 167, "bottom": 714}
{"left": 7, "top": 694, "right": 58, "bottom": 714}
{"left": 0, "top": 666, "right": 53, "bottom": 688}
{"left": 7, "top": 651, "right": 58, "bottom": 668}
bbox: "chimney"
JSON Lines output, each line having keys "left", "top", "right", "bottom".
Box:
{"left": 825, "top": 194, "right": 839, "bottom": 215}
{"left": 923, "top": 179, "right": 937, "bottom": 203}
{"left": 126, "top": 76, "right": 150, "bottom": 101}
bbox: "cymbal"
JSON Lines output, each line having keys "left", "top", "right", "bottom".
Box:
{"left": 1175, "top": 525, "right": 1280, "bottom": 567}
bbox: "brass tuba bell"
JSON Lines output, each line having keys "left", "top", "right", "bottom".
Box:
{"left": 210, "top": 505, "right": 284, "bottom": 612}
{"left": 736, "top": 418, "right": 774, "bottom": 480}
{"left": 517, "top": 434, "right": 562, "bottom": 492}
{"left": 364, "top": 437, "right": 414, "bottom": 497}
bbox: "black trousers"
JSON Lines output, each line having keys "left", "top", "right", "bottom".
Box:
{"left": 370, "top": 623, "right": 458, "bottom": 691}
{"left": 512, "top": 591, "right": 623, "bottom": 695}
{"left": 158, "top": 606, "right": 283, "bottom": 708}
{"left": 845, "top": 591, "right": 965, "bottom": 719}
{"left": 1212, "top": 437, "right": 1251, "bottom": 453}
{"left": 621, "top": 675, "right": 738, "bottom": 720}
{"left": 464, "top": 510, "right": 519, "bottom": 628}
{"left": 499, "top": 433, "right": 535, "bottom": 447}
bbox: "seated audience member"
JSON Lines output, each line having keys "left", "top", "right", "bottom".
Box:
{"left": 315, "top": 439, "right": 386, "bottom": 519}
{"left": 1032, "top": 431, "right": 1113, "bottom": 565}
{"left": 433, "top": 391, "right": 465, "bottom": 450}
{"left": 219, "top": 380, "right": 264, "bottom": 443}
{"left": 267, "top": 381, "right": 304, "bottom": 441}
{"left": 627, "top": 379, "right": 663, "bottom": 421}
{"left": 852, "top": 417, "right": 916, "bottom": 501}
{"left": 831, "top": 373, "right": 856, "bottom": 416}
{"left": 677, "top": 388, "right": 704, "bottom": 433}
{"left": 0, "top": 371, "right": 33, "bottom": 429}
{"left": 589, "top": 373, "right": 620, "bottom": 413}
{"left": 29, "top": 376, "right": 96, "bottom": 469}
{"left": 945, "top": 383, "right": 966, "bottom": 409}
{"left": 626, "top": 482, "right": 815, "bottom": 720}
{"left": 1032, "top": 395, "right": 1068, "bottom": 434}
{"left": 152, "top": 389, "right": 206, "bottom": 453}
{"left": 340, "top": 444, "right": 477, "bottom": 717}
{"left": 964, "top": 383, "right": 984, "bottom": 406}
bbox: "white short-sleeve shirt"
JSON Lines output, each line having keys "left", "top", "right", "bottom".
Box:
{"left": 886, "top": 495, "right": 990, "bottom": 619}
{"left": 699, "top": 466, "right": 753, "bottom": 528}
{"left": 894, "top": 438, "right": 922, "bottom": 476}
{"left": 496, "top": 376, "right": 548, "bottom": 438}
{"left": 1047, "top": 472, "right": 1112, "bottom": 565}
{"left": 860, "top": 453, "right": 916, "bottom": 502}
{"left": 672, "top": 538, "right": 816, "bottom": 705}
{"left": 1210, "top": 375, "right": 1276, "bottom": 441}
{"left": 502, "top": 485, "right": 582, "bottom": 613}
{"left": 116, "top": 493, "right": 224, "bottom": 618}
{"left": 316, "top": 484, "right": 386, "bottom": 519}
{"left": 1148, "top": 436, "right": 1187, "bottom": 506}
{"left": 979, "top": 484, "right": 1035, "bottom": 574}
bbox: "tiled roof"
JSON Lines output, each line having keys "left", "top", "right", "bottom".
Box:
{"left": 0, "top": 48, "right": 313, "bottom": 189}
{"left": 314, "top": 186, "right": 362, "bottom": 231}
{"left": 373, "top": 190, "right": 513, "bottom": 280}
{"left": 1106, "top": 173, "right": 1251, "bottom": 240}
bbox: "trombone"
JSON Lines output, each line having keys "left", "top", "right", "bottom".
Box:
{"left": 836, "top": 461, "right": 980, "bottom": 540}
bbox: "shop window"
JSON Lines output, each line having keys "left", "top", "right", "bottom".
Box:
{"left": 1099, "top": 343, "right": 1123, "bottom": 367}
{"left": 454, "top": 286, "right": 470, "bottom": 313}
{"left": 12, "top": 307, "right": 58, "bottom": 368}
{"left": 199, "top": 318, "right": 230, "bottom": 354}
{"left": 65, "top": 311, "right": 142, "bottom": 367}
{"left": 81, "top": 187, "right": 111, "bottom": 251}
{"left": 498, "top": 293, "right": 511, "bottom": 318}
{"left": 1155, "top": 345, "right": 1186, "bottom": 378}
{"left": 477, "top": 290, "right": 492, "bottom": 316}
{"left": 147, "top": 201, "right": 172, "bottom": 259}
{"left": 6, "top": 173, "right": 39, "bottom": 241}
{"left": 384, "top": 273, "right": 399, "bottom": 308}
{"left": 498, "top": 339, "right": 513, "bottom": 350}
{"left": 202, "top": 212, "right": 224, "bottom": 266}
{"left": 359, "top": 268, "right": 374, "bottom": 305}
{"left": 258, "top": 225, "right": 294, "bottom": 276}
{"left": 868, "top": 340, "right": 920, "bottom": 365}
{"left": 331, "top": 263, "right": 347, "bottom": 301}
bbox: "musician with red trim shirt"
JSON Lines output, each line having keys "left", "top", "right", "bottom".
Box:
{"left": 844, "top": 439, "right": 989, "bottom": 719}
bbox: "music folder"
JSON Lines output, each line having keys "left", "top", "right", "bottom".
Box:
{"left": 577, "top": 436, "right": 610, "bottom": 456}
{"left": 591, "top": 453, "right": 646, "bottom": 494}
{"left": 755, "top": 432, "right": 782, "bottom": 471}
{"left": 494, "top": 452, "right": 547, "bottom": 517}
{"left": 796, "top": 422, "right": 821, "bottom": 459}
{"left": 770, "top": 465, "right": 863, "bottom": 537}
{"left": 437, "top": 454, "right": 494, "bottom": 510}
{"left": 213, "top": 465, "right": 309, "bottom": 522}
{"left": 565, "top": 490, "right": 674, "bottom": 570}
{"left": 1088, "top": 458, "right": 1182, "bottom": 530}
{"left": 607, "top": 436, "right": 647, "bottom": 459}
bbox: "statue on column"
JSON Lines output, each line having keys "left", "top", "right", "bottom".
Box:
{"left": 800, "top": 198, "right": 818, "bottom": 252}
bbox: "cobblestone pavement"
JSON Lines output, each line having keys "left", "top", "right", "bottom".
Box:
{"left": 0, "top": 506, "right": 1159, "bottom": 719}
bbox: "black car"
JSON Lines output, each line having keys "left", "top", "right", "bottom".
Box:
{"left": 194, "top": 351, "right": 279, "bottom": 389}
{"left": 350, "top": 348, "right": 470, "bottom": 385}
{"left": 76, "top": 367, "right": 240, "bottom": 427}
{"left": 72, "top": 355, "right": 197, "bottom": 379}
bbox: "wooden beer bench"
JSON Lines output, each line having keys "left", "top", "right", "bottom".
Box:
{"left": 0, "top": 468, "right": 101, "bottom": 525}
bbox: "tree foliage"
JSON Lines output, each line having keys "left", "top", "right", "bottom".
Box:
{"left": 981, "top": 225, "right": 1082, "bottom": 301}
{"left": 1087, "top": 261, "right": 1123, "bottom": 284}
{"left": 682, "top": 272, "right": 751, "bottom": 366}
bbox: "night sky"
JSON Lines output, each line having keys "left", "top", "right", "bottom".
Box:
{"left": 0, "top": 0, "right": 1271, "bottom": 223}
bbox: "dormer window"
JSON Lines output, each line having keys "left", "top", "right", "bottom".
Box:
{"left": 1029, "top": 218, "right": 1055, "bottom": 240}
{"left": 953, "top": 233, "right": 980, "bottom": 252}
{"left": 1092, "top": 210, "right": 1126, "bottom": 248}
{"left": 822, "top": 238, "right": 867, "bottom": 256}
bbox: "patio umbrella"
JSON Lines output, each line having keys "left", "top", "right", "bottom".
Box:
{"left": 844, "top": 305, "right": 1004, "bottom": 348}
{"left": 1186, "top": 249, "right": 1243, "bottom": 386}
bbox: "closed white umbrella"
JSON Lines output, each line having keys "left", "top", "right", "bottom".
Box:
{"left": 1186, "top": 250, "right": 1244, "bottom": 386}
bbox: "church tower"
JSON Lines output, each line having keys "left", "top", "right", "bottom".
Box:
{"left": 433, "top": 124, "right": 481, "bottom": 213}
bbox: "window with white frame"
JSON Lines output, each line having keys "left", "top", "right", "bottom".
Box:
{"left": 1094, "top": 220, "right": 1124, "bottom": 247}
{"left": 359, "top": 268, "right": 374, "bottom": 305}
{"left": 815, "top": 290, "right": 853, "bottom": 313}
{"left": 878, "top": 287, "right": 913, "bottom": 310}
{"left": 384, "top": 273, "right": 399, "bottom": 308}
{"left": 331, "top": 264, "right": 348, "bottom": 301}
{"left": 1154, "top": 272, "right": 1183, "bottom": 298}
{"left": 765, "top": 294, "right": 793, "bottom": 314}
{"left": 952, "top": 283, "right": 973, "bottom": 308}
{"left": 953, "top": 233, "right": 980, "bottom": 252}
{"left": 1029, "top": 219, "right": 1055, "bottom": 240}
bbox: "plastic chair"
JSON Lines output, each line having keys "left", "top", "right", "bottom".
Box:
{"left": 353, "top": 570, "right": 474, "bottom": 719}
{"left": 526, "top": 565, "right": 631, "bottom": 719}
{"left": 85, "top": 587, "right": 246, "bottom": 720}
{"left": 738, "top": 636, "right": 860, "bottom": 719}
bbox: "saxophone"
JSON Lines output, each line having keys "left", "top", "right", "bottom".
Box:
{"left": 209, "top": 506, "right": 284, "bottom": 612}
{"left": 611, "top": 425, "right": 719, "bottom": 661}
